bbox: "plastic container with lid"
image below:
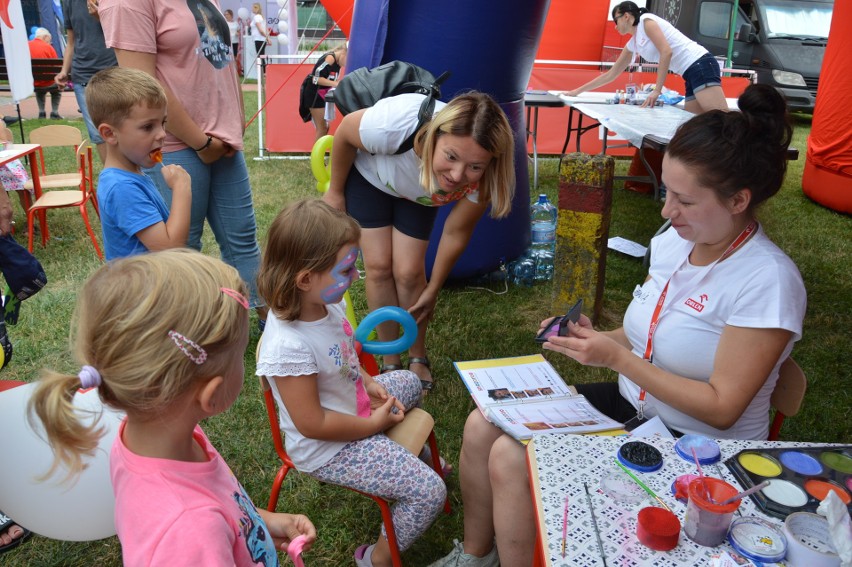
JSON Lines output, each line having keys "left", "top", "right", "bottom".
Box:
{"left": 674, "top": 434, "right": 721, "bottom": 465}
{"left": 727, "top": 516, "right": 787, "bottom": 563}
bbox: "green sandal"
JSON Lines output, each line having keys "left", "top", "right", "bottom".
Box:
{"left": 408, "top": 356, "right": 434, "bottom": 391}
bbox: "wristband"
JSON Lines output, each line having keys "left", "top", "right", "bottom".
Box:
{"left": 193, "top": 135, "right": 213, "bottom": 152}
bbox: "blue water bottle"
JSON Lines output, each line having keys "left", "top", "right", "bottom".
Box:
{"left": 530, "top": 194, "right": 557, "bottom": 281}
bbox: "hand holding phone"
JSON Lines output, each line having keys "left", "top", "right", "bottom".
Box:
{"left": 535, "top": 299, "right": 583, "bottom": 343}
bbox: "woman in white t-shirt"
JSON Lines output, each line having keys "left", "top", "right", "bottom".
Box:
{"left": 323, "top": 92, "right": 515, "bottom": 393}
{"left": 427, "top": 84, "right": 806, "bottom": 567}
{"left": 567, "top": 1, "right": 728, "bottom": 113}
{"left": 223, "top": 9, "right": 240, "bottom": 74}
{"left": 250, "top": 2, "right": 271, "bottom": 74}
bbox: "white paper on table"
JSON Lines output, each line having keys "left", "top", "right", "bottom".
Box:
{"left": 608, "top": 236, "right": 647, "bottom": 258}
{"left": 627, "top": 415, "right": 674, "bottom": 438}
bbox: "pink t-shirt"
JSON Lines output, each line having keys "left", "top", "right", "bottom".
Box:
{"left": 110, "top": 422, "right": 281, "bottom": 566}
{"left": 99, "top": 0, "right": 244, "bottom": 152}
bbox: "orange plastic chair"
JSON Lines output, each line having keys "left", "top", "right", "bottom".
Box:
{"left": 24, "top": 126, "right": 102, "bottom": 260}
{"left": 768, "top": 357, "right": 807, "bottom": 441}
{"left": 257, "top": 341, "right": 450, "bottom": 567}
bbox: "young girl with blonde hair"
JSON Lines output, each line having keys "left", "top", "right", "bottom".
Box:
{"left": 30, "top": 249, "right": 315, "bottom": 566}
{"left": 256, "top": 198, "right": 446, "bottom": 567}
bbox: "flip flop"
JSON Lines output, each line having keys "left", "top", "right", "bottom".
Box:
{"left": 0, "top": 510, "right": 31, "bottom": 554}
{"left": 379, "top": 364, "right": 403, "bottom": 374}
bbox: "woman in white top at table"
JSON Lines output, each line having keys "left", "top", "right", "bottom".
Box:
{"left": 427, "top": 83, "right": 806, "bottom": 567}
{"left": 566, "top": 1, "right": 729, "bottom": 113}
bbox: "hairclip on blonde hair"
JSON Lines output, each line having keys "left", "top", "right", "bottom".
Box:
{"left": 168, "top": 330, "right": 208, "bottom": 365}
{"left": 220, "top": 287, "right": 249, "bottom": 309}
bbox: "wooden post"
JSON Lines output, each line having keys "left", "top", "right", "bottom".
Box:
{"left": 552, "top": 153, "right": 614, "bottom": 326}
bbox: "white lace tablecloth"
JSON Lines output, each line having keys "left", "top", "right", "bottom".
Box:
{"left": 527, "top": 434, "right": 827, "bottom": 567}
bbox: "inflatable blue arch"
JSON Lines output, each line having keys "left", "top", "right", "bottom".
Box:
{"left": 347, "top": 0, "right": 551, "bottom": 279}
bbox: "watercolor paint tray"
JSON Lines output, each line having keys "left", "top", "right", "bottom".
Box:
{"left": 724, "top": 445, "right": 852, "bottom": 520}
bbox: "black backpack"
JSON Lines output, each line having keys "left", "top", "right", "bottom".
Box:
{"left": 328, "top": 60, "right": 451, "bottom": 154}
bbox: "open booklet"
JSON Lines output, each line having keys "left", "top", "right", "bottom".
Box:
{"left": 454, "top": 354, "right": 623, "bottom": 441}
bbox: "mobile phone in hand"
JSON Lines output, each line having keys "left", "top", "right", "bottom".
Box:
{"left": 534, "top": 299, "right": 583, "bottom": 343}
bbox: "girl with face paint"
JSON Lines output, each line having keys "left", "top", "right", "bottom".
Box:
{"left": 256, "top": 199, "right": 447, "bottom": 567}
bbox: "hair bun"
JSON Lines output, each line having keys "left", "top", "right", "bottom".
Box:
{"left": 737, "top": 84, "right": 792, "bottom": 148}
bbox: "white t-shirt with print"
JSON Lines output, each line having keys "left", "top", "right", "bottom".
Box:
{"left": 618, "top": 225, "right": 806, "bottom": 439}
{"left": 256, "top": 302, "right": 366, "bottom": 472}
{"left": 354, "top": 93, "right": 480, "bottom": 207}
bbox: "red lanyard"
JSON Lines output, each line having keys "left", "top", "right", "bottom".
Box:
{"left": 637, "top": 221, "right": 757, "bottom": 417}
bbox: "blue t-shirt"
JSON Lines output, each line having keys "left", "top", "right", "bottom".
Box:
{"left": 99, "top": 168, "right": 170, "bottom": 260}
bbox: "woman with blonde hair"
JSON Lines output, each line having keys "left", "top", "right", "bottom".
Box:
{"left": 323, "top": 91, "right": 514, "bottom": 392}
{"left": 249, "top": 2, "right": 271, "bottom": 75}
{"left": 299, "top": 44, "right": 348, "bottom": 140}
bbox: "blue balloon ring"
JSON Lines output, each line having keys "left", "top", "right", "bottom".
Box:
{"left": 354, "top": 306, "right": 418, "bottom": 355}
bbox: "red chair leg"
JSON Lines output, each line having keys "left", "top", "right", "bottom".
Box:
{"left": 267, "top": 465, "right": 287, "bottom": 512}
{"left": 27, "top": 209, "right": 36, "bottom": 252}
{"left": 80, "top": 204, "right": 103, "bottom": 260}
{"left": 370, "top": 495, "right": 404, "bottom": 567}
{"left": 426, "top": 431, "right": 452, "bottom": 514}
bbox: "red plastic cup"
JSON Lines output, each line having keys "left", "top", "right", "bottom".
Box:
{"left": 637, "top": 506, "right": 681, "bottom": 551}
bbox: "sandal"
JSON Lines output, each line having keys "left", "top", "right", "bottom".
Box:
{"left": 379, "top": 363, "right": 403, "bottom": 374}
{"left": 0, "top": 510, "right": 31, "bottom": 554}
{"left": 408, "top": 356, "right": 434, "bottom": 391}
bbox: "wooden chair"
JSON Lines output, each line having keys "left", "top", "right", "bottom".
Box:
{"left": 24, "top": 126, "right": 102, "bottom": 260}
{"left": 768, "top": 357, "right": 807, "bottom": 441}
{"left": 257, "top": 340, "right": 450, "bottom": 567}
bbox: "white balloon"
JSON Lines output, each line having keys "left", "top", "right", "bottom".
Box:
{"left": 277, "top": 7, "right": 288, "bottom": 24}
{"left": 0, "top": 384, "right": 123, "bottom": 541}
{"left": 277, "top": 33, "right": 289, "bottom": 46}
{"left": 276, "top": 0, "right": 286, "bottom": 7}
{"left": 237, "top": 7, "right": 249, "bottom": 20}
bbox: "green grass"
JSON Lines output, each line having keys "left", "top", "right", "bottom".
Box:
{"left": 2, "top": 103, "right": 850, "bottom": 566}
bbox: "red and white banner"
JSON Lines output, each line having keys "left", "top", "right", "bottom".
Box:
{"left": 0, "top": 0, "right": 34, "bottom": 103}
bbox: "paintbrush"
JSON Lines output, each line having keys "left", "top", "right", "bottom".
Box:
{"left": 691, "top": 447, "right": 715, "bottom": 503}
{"left": 614, "top": 459, "right": 672, "bottom": 512}
{"left": 717, "top": 480, "right": 771, "bottom": 506}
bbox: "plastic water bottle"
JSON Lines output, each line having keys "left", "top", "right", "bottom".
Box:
{"left": 507, "top": 253, "right": 536, "bottom": 287}
{"left": 530, "top": 194, "right": 557, "bottom": 281}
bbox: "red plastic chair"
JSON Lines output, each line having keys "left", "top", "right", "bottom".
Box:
{"left": 24, "top": 126, "right": 102, "bottom": 260}
{"left": 257, "top": 342, "right": 450, "bottom": 567}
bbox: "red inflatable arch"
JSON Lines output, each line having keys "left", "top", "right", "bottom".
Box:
{"left": 802, "top": 0, "right": 852, "bottom": 214}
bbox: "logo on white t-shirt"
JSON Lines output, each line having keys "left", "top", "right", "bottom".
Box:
{"left": 685, "top": 293, "right": 708, "bottom": 312}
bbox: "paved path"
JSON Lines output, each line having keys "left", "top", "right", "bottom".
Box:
{"left": 2, "top": 83, "right": 260, "bottom": 125}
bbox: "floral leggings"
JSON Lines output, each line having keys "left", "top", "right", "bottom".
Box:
{"left": 310, "top": 370, "right": 446, "bottom": 550}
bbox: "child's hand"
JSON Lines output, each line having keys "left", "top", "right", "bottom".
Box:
{"left": 366, "top": 381, "right": 397, "bottom": 411}
{"left": 259, "top": 511, "right": 316, "bottom": 552}
{"left": 161, "top": 164, "right": 191, "bottom": 194}
{"left": 371, "top": 396, "right": 405, "bottom": 430}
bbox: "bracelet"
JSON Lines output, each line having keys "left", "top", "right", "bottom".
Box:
{"left": 193, "top": 135, "right": 213, "bottom": 152}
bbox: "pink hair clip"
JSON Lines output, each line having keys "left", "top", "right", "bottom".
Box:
{"left": 220, "top": 287, "right": 249, "bottom": 309}
{"left": 168, "top": 330, "right": 207, "bottom": 365}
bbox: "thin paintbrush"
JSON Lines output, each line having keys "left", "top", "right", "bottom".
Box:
{"left": 614, "top": 459, "right": 672, "bottom": 512}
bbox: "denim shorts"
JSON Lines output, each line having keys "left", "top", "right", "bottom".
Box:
{"left": 682, "top": 53, "right": 722, "bottom": 101}
{"left": 344, "top": 167, "right": 438, "bottom": 240}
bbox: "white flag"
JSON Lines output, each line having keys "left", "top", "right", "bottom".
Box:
{"left": 0, "top": 0, "right": 34, "bottom": 103}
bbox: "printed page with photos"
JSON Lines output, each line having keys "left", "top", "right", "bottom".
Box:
{"left": 454, "top": 355, "right": 623, "bottom": 440}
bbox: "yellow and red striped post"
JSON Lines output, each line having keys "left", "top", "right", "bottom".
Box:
{"left": 551, "top": 153, "right": 614, "bottom": 326}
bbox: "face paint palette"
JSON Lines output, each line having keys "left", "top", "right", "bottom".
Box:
{"left": 724, "top": 445, "right": 852, "bottom": 519}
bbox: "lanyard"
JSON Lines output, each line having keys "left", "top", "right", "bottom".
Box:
{"left": 636, "top": 221, "right": 757, "bottom": 419}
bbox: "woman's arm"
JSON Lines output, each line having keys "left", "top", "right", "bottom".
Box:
{"left": 323, "top": 109, "right": 368, "bottom": 211}
{"left": 114, "top": 49, "right": 233, "bottom": 164}
{"left": 566, "top": 48, "right": 634, "bottom": 96}
{"left": 408, "top": 198, "right": 487, "bottom": 324}
{"left": 272, "top": 373, "right": 403, "bottom": 441}
{"left": 547, "top": 324, "right": 792, "bottom": 429}
{"left": 641, "top": 18, "right": 673, "bottom": 107}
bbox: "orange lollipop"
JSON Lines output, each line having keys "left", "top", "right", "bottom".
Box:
{"left": 150, "top": 149, "right": 163, "bottom": 163}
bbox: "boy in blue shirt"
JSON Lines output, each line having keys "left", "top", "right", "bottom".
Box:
{"left": 86, "top": 67, "right": 191, "bottom": 260}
